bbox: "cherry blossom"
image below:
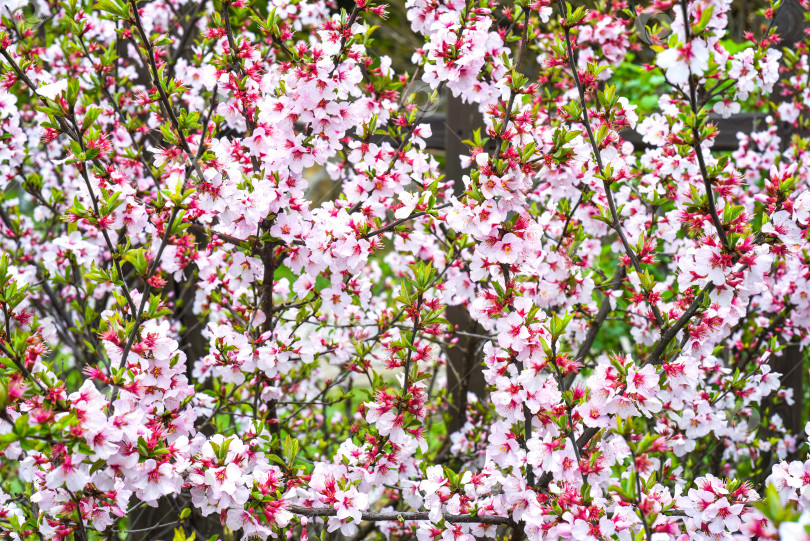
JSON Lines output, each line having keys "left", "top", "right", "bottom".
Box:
{"left": 0, "top": 0, "right": 808, "bottom": 539}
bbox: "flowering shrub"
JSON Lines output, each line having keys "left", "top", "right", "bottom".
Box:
{"left": 1, "top": 0, "right": 810, "bottom": 539}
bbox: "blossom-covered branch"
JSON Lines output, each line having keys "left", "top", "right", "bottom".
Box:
{"left": 0, "top": 0, "right": 808, "bottom": 540}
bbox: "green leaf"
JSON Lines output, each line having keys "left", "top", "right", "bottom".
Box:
{"left": 282, "top": 434, "right": 300, "bottom": 466}
{"left": 93, "top": 0, "right": 127, "bottom": 18}
{"left": 692, "top": 5, "right": 715, "bottom": 34}
{"left": 173, "top": 527, "right": 190, "bottom": 541}
{"left": 12, "top": 414, "right": 28, "bottom": 437}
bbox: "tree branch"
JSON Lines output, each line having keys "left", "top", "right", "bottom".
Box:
{"left": 286, "top": 505, "right": 513, "bottom": 525}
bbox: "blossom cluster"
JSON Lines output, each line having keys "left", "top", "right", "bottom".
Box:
{"left": 0, "top": 0, "right": 809, "bottom": 539}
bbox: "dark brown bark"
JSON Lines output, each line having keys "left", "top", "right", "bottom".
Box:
{"left": 443, "top": 95, "right": 489, "bottom": 434}
{"left": 445, "top": 304, "right": 485, "bottom": 434}
{"left": 771, "top": 345, "right": 804, "bottom": 438}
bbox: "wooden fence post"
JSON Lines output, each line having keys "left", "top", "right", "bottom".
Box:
{"left": 444, "top": 94, "right": 488, "bottom": 434}
{"left": 766, "top": 0, "right": 807, "bottom": 446}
